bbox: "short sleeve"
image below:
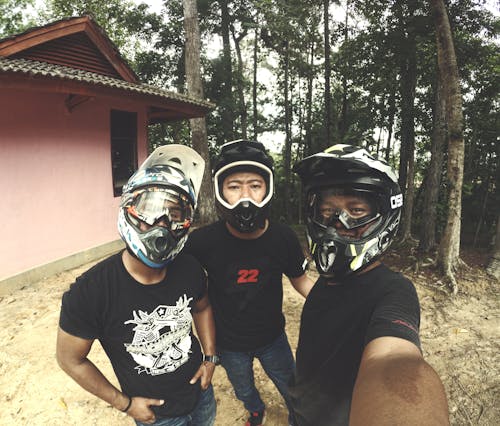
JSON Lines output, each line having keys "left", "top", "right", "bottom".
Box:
{"left": 365, "top": 277, "right": 421, "bottom": 350}
{"left": 283, "top": 226, "right": 307, "bottom": 278}
{"left": 59, "top": 274, "right": 103, "bottom": 339}
{"left": 174, "top": 253, "right": 208, "bottom": 303}
{"left": 193, "top": 261, "right": 208, "bottom": 302}
{"left": 183, "top": 228, "right": 204, "bottom": 259}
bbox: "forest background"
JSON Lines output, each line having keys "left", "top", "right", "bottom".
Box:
{"left": 0, "top": 0, "right": 498, "bottom": 288}
{"left": 0, "top": 1, "right": 499, "bottom": 425}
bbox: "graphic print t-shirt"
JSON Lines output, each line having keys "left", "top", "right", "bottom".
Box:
{"left": 184, "top": 221, "right": 306, "bottom": 351}
{"left": 59, "top": 252, "right": 206, "bottom": 417}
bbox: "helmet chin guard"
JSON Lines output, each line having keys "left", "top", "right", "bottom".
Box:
{"left": 219, "top": 198, "right": 269, "bottom": 233}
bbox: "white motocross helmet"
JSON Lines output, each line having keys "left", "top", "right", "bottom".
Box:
{"left": 118, "top": 144, "right": 205, "bottom": 268}
{"left": 294, "top": 144, "right": 402, "bottom": 280}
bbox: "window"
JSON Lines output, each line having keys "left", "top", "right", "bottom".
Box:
{"left": 111, "top": 110, "right": 137, "bottom": 196}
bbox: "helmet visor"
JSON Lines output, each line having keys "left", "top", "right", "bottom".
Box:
{"left": 126, "top": 187, "right": 192, "bottom": 236}
{"left": 308, "top": 187, "right": 381, "bottom": 230}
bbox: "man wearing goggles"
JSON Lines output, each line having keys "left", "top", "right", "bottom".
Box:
{"left": 57, "top": 145, "right": 218, "bottom": 426}
{"left": 126, "top": 187, "right": 192, "bottom": 234}
{"left": 310, "top": 188, "right": 381, "bottom": 236}
{"left": 290, "top": 144, "right": 449, "bottom": 426}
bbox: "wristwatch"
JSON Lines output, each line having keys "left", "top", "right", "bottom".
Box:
{"left": 203, "top": 354, "right": 221, "bottom": 365}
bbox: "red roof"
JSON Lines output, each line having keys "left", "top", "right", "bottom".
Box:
{"left": 0, "top": 16, "right": 138, "bottom": 82}
{"left": 0, "top": 16, "right": 213, "bottom": 122}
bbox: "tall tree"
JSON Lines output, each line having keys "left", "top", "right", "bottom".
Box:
{"left": 283, "top": 38, "right": 292, "bottom": 221}
{"left": 338, "top": 0, "right": 350, "bottom": 141}
{"left": 396, "top": 1, "right": 418, "bottom": 241}
{"left": 183, "top": 0, "right": 217, "bottom": 224}
{"left": 419, "top": 72, "right": 446, "bottom": 253}
{"left": 431, "top": 0, "right": 466, "bottom": 293}
{"left": 231, "top": 23, "right": 249, "bottom": 139}
{"left": 324, "top": 0, "right": 332, "bottom": 145}
{"left": 385, "top": 88, "right": 396, "bottom": 163}
{"left": 219, "top": 0, "right": 235, "bottom": 142}
{"left": 252, "top": 24, "right": 259, "bottom": 140}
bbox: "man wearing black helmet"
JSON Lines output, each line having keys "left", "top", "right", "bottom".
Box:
{"left": 289, "top": 144, "right": 449, "bottom": 425}
{"left": 56, "top": 145, "right": 217, "bottom": 426}
{"left": 183, "top": 140, "right": 313, "bottom": 426}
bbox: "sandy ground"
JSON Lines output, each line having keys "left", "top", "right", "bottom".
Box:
{"left": 0, "top": 248, "right": 498, "bottom": 425}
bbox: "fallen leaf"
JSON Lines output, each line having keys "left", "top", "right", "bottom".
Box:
{"left": 59, "top": 397, "right": 68, "bottom": 410}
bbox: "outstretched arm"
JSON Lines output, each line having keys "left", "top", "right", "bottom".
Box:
{"left": 56, "top": 327, "right": 164, "bottom": 423}
{"left": 191, "top": 292, "right": 217, "bottom": 389}
{"left": 290, "top": 273, "right": 315, "bottom": 298}
{"left": 349, "top": 336, "right": 449, "bottom": 426}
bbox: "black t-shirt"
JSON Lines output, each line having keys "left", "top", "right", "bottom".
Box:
{"left": 59, "top": 252, "right": 206, "bottom": 418}
{"left": 183, "top": 221, "right": 306, "bottom": 351}
{"left": 290, "top": 264, "right": 421, "bottom": 426}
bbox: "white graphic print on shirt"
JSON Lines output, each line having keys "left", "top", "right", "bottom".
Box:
{"left": 124, "top": 295, "right": 193, "bottom": 376}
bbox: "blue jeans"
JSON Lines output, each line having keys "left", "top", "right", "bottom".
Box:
{"left": 135, "top": 385, "right": 216, "bottom": 426}
{"left": 219, "top": 332, "right": 296, "bottom": 424}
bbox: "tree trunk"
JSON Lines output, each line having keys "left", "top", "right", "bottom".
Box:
{"left": 183, "top": 0, "right": 217, "bottom": 224}
{"left": 419, "top": 72, "right": 446, "bottom": 253}
{"left": 400, "top": 147, "right": 416, "bottom": 240}
{"left": 385, "top": 88, "right": 396, "bottom": 163}
{"left": 376, "top": 127, "right": 382, "bottom": 157}
{"left": 305, "top": 40, "right": 314, "bottom": 156}
{"left": 431, "top": 0, "right": 466, "bottom": 293}
{"left": 398, "top": 15, "right": 417, "bottom": 241}
{"left": 252, "top": 26, "right": 258, "bottom": 140}
{"left": 338, "top": 1, "right": 349, "bottom": 141}
{"left": 324, "top": 0, "right": 332, "bottom": 146}
{"left": 231, "top": 26, "right": 248, "bottom": 139}
{"left": 472, "top": 173, "right": 490, "bottom": 247}
{"left": 283, "top": 40, "right": 292, "bottom": 222}
{"left": 219, "top": 0, "right": 234, "bottom": 142}
{"left": 487, "top": 213, "right": 500, "bottom": 280}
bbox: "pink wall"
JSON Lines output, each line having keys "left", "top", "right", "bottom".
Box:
{"left": 0, "top": 88, "right": 149, "bottom": 279}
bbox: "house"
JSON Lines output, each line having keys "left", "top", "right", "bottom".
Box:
{"left": 0, "top": 16, "right": 212, "bottom": 294}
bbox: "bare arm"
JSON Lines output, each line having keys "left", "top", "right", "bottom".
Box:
{"left": 349, "top": 336, "right": 449, "bottom": 426}
{"left": 289, "top": 273, "right": 315, "bottom": 298}
{"left": 190, "top": 292, "right": 217, "bottom": 389}
{"left": 56, "top": 327, "right": 163, "bottom": 423}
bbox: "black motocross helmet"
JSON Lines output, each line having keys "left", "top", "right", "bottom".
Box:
{"left": 294, "top": 144, "right": 402, "bottom": 280}
{"left": 213, "top": 140, "right": 274, "bottom": 233}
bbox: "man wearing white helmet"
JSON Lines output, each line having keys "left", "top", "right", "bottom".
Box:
{"left": 290, "top": 144, "right": 449, "bottom": 425}
{"left": 183, "top": 140, "right": 313, "bottom": 426}
{"left": 56, "top": 145, "right": 217, "bottom": 426}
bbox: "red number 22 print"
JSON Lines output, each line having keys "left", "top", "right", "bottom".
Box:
{"left": 237, "top": 269, "right": 259, "bottom": 284}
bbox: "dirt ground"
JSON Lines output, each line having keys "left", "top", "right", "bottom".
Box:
{"left": 0, "top": 248, "right": 498, "bottom": 426}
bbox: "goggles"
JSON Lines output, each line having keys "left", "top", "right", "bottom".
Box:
{"left": 309, "top": 188, "right": 381, "bottom": 230}
{"left": 126, "top": 187, "right": 192, "bottom": 235}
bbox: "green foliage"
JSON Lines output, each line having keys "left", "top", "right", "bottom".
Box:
{"left": 148, "top": 121, "right": 191, "bottom": 151}
{"left": 7, "top": 0, "right": 497, "bottom": 248}
{"left": 40, "top": 0, "right": 162, "bottom": 63}
{"left": 0, "top": 0, "right": 36, "bottom": 37}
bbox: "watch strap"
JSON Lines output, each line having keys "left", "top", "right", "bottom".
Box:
{"left": 203, "top": 354, "right": 220, "bottom": 365}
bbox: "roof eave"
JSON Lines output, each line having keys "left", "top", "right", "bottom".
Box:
{"left": 0, "top": 71, "right": 213, "bottom": 122}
